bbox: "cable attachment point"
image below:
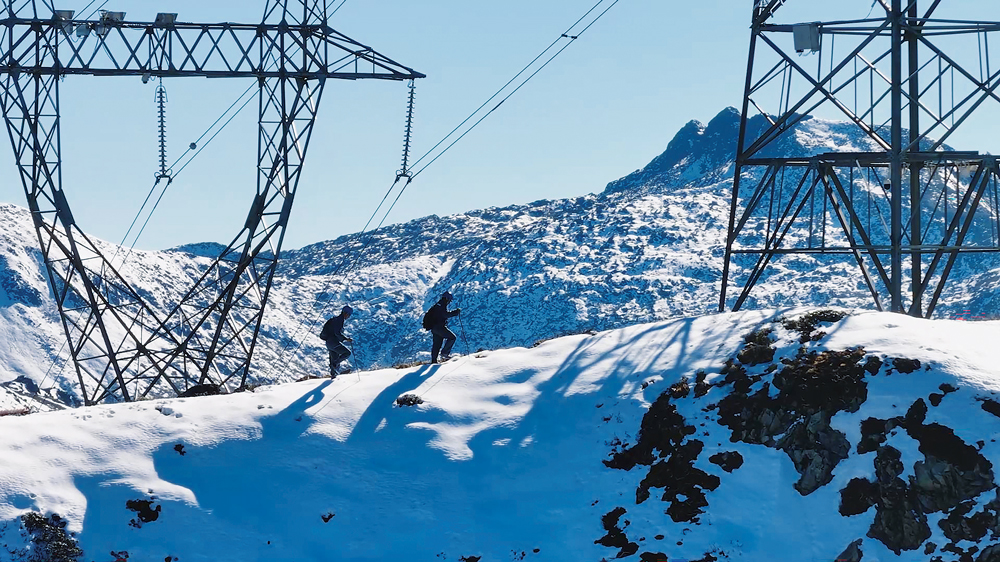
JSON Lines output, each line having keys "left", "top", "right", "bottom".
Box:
{"left": 396, "top": 79, "right": 417, "bottom": 181}
{"left": 155, "top": 78, "right": 171, "bottom": 182}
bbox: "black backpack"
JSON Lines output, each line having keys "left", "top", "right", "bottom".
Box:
{"left": 422, "top": 308, "right": 434, "bottom": 331}
{"left": 319, "top": 320, "right": 331, "bottom": 341}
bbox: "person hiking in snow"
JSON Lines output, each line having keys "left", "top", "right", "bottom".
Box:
{"left": 423, "top": 291, "right": 461, "bottom": 363}
{"left": 320, "top": 305, "right": 353, "bottom": 376}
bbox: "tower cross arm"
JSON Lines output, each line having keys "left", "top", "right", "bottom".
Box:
{"left": 0, "top": 17, "right": 424, "bottom": 80}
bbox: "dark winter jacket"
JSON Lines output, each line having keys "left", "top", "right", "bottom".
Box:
{"left": 425, "top": 300, "right": 460, "bottom": 330}
{"left": 320, "top": 314, "right": 348, "bottom": 343}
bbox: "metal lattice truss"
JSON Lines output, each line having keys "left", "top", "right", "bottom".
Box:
{"left": 721, "top": 0, "right": 1000, "bottom": 317}
{"left": 0, "top": 1, "right": 423, "bottom": 405}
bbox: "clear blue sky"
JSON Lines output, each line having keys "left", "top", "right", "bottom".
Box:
{"left": 0, "top": 0, "right": 996, "bottom": 251}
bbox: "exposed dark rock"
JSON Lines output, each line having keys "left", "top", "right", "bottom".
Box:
{"left": 605, "top": 391, "right": 720, "bottom": 524}
{"left": 907, "top": 410, "right": 995, "bottom": 513}
{"left": 708, "top": 451, "right": 744, "bottom": 473}
{"left": 669, "top": 380, "right": 691, "bottom": 399}
{"left": 719, "top": 358, "right": 753, "bottom": 394}
{"left": 604, "top": 393, "right": 695, "bottom": 470}
{"left": 835, "top": 538, "right": 864, "bottom": 562}
{"left": 927, "top": 383, "right": 958, "bottom": 406}
{"left": 781, "top": 309, "right": 848, "bottom": 342}
{"left": 126, "top": 499, "right": 161, "bottom": 528}
{"left": 694, "top": 370, "right": 711, "bottom": 398}
{"left": 925, "top": 541, "right": 937, "bottom": 554}
{"left": 842, "top": 397, "right": 995, "bottom": 554}
{"left": 19, "top": 512, "right": 83, "bottom": 562}
{"left": 718, "top": 347, "right": 867, "bottom": 495}
{"left": 737, "top": 328, "right": 775, "bottom": 366}
{"left": 981, "top": 398, "right": 1000, "bottom": 420}
{"left": 594, "top": 507, "right": 638, "bottom": 559}
{"left": 840, "top": 478, "right": 879, "bottom": 516}
{"left": 636, "top": 440, "right": 720, "bottom": 523}
{"left": 179, "top": 384, "right": 220, "bottom": 397}
{"left": 636, "top": 440, "right": 720, "bottom": 522}
{"left": 395, "top": 393, "right": 424, "bottom": 407}
{"left": 891, "top": 358, "right": 921, "bottom": 374}
{"left": 978, "top": 545, "right": 1000, "bottom": 562}
{"left": 866, "top": 446, "right": 932, "bottom": 554}
{"left": 776, "top": 412, "right": 851, "bottom": 495}
{"left": 938, "top": 500, "right": 992, "bottom": 543}
{"left": 639, "top": 553, "right": 668, "bottom": 562}
{"left": 858, "top": 417, "right": 901, "bottom": 454}
{"left": 864, "top": 356, "right": 883, "bottom": 375}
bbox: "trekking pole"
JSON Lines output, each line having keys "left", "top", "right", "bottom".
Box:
{"left": 458, "top": 314, "right": 471, "bottom": 356}
{"left": 350, "top": 341, "right": 361, "bottom": 382}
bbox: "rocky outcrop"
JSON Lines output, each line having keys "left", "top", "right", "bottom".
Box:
{"left": 866, "top": 445, "right": 932, "bottom": 553}
{"left": 718, "top": 346, "right": 868, "bottom": 495}
{"left": 604, "top": 392, "right": 720, "bottom": 523}
{"left": 841, "top": 399, "right": 996, "bottom": 554}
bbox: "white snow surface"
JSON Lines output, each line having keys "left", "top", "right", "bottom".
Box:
{"left": 1, "top": 309, "right": 999, "bottom": 561}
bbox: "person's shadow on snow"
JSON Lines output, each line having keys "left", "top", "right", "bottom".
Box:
{"left": 257, "top": 379, "right": 332, "bottom": 440}
{"left": 346, "top": 364, "right": 435, "bottom": 442}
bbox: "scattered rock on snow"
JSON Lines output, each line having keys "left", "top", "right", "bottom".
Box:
{"left": 396, "top": 393, "right": 424, "bottom": 407}
{"left": 594, "top": 507, "right": 638, "bottom": 558}
{"left": 178, "top": 383, "right": 221, "bottom": 397}
{"left": 736, "top": 327, "right": 775, "bottom": 366}
{"left": 126, "top": 498, "right": 162, "bottom": 528}
{"left": 708, "top": 451, "right": 744, "bottom": 473}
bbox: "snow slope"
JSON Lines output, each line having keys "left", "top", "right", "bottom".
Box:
{"left": 2, "top": 309, "right": 1000, "bottom": 561}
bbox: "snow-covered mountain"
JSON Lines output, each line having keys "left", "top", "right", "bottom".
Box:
{"left": 1, "top": 309, "right": 999, "bottom": 561}
{"left": 1, "top": 108, "right": 998, "bottom": 406}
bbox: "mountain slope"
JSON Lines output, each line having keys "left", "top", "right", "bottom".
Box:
{"left": 1, "top": 309, "right": 999, "bottom": 561}
{"left": 1, "top": 108, "right": 998, "bottom": 405}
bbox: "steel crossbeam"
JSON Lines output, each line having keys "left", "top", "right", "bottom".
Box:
{"left": 0, "top": 0, "right": 422, "bottom": 405}
{"left": 721, "top": 0, "right": 1000, "bottom": 317}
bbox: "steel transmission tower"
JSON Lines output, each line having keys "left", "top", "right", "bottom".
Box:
{"left": 0, "top": 1, "right": 423, "bottom": 405}
{"left": 720, "top": 0, "right": 1000, "bottom": 317}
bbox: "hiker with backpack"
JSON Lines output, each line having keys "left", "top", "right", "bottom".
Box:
{"left": 320, "top": 305, "right": 353, "bottom": 376}
{"left": 422, "top": 291, "right": 461, "bottom": 363}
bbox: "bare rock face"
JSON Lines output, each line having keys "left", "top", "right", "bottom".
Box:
{"left": 840, "top": 398, "right": 996, "bottom": 555}
{"left": 866, "top": 445, "right": 932, "bottom": 554}
{"left": 718, "top": 347, "right": 868, "bottom": 495}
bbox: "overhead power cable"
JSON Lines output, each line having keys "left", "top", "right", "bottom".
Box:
{"left": 264, "top": 0, "right": 623, "bottom": 379}
{"left": 407, "top": 0, "right": 620, "bottom": 180}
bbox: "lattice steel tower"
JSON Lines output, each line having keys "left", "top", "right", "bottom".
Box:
{"left": 721, "top": 0, "right": 1000, "bottom": 317}
{"left": 0, "top": 1, "right": 423, "bottom": 404}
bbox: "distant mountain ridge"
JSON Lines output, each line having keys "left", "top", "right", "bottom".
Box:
{"left": 1, "top": 107, "right": 998, "bottom": 405}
